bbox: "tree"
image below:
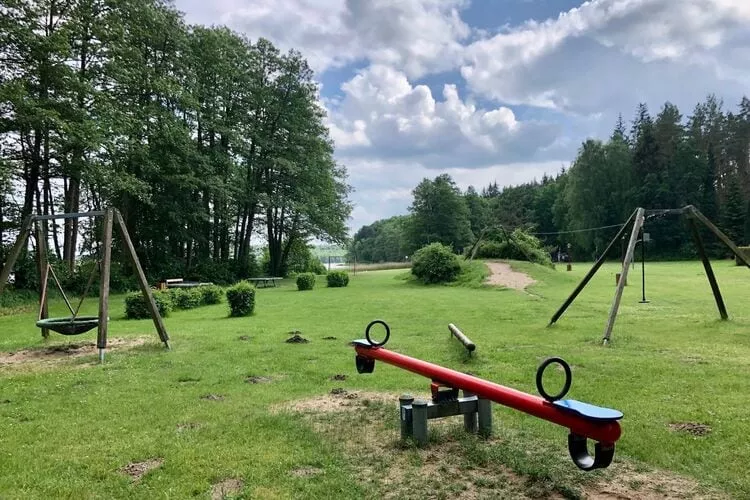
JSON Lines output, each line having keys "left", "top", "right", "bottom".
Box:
{"left": 563, "top": 139, "right": 633, "bottom": 256}
{"left": 464, "top": 186, "right": 489, "bottom": 238}
{"left": 722, "top": 174, "right": 746, "bottom": 245}
{"left": 408, "top": 174, "right": 472, "bottom": 252}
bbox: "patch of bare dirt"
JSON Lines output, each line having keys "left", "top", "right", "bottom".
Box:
{"left": 176, "top": 422, "right": 201, "bottom": 433}
{"left": 585, "top": 461, "right": 728, "bottom": 499}
{"left": 200, "top": 394, "right": 225, "bottom": 401}
{"left": 119, "top": 458, "right": 163, "bottom": 482}
{"left": 290, "top": 467, "right": 323, "bottom": 477}
{"left": 272, "top": 391, "right": 397, "bottom": 414}
{"left": 210, "top": 478, "right": 243, "bottom": 499}
{"left": 681, "top": 356, "right": 708, "bottom": 365}
{"left": 668, "top": 422, "right": 712, "bottom": 437}
{"left": 322, "top": 336, "right": 337, "bottom": 340}
{"left": 245, "top": 375, "right": 273, "bottom": 384}
{"left": 286, "top": 334, "right": 309, "bottom": 344}
{"left": 331, "top": 374, "right": 347, "bottom": 381}
{"left": 279, "top": 391, "right": 726, "bottom": 499}
{"left": 238, "top": 335, "right": 250, "bottom": 341}
{"left": 0, "top": 337, "right": 149, "bottom": 367}
{"left": 484, "top": 261, "right": 536, "bottom": 290}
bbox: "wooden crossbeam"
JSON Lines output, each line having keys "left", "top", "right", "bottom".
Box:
{"left": 688, "top": 205, "right": 750, "bottom": 268}
{"left": 30, "top": 211, "right": 106, "bottom": 222}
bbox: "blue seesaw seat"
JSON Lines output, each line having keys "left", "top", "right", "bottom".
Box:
{"left": 553, "top": 399, "right": 623, "bottom": 422}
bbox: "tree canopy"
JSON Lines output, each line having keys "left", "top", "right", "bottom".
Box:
{"left": 0, "top": 0, "right": 351, "bottom": 285}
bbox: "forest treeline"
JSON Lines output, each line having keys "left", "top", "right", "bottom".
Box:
{"left": 0, "top": 0, "right": 350, "bottom": 288}
{"left": 351, "top": 96, "right": 750, "bottom": 263}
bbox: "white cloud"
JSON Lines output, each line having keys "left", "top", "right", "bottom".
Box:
{"left": 461, "top": 0, "right": 750, "bottom": 114}
{"left": 326, "top": 65, "right": 564, "bottom": 168}
{"left": 198, "top": 0, "right": 471, "bottom": 78}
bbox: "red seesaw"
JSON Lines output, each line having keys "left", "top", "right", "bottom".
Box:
{"left": 352, "top": 320, "right": 623, "bottom": 471}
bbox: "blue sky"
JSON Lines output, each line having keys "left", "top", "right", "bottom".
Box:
{"left": 176, "top": 0, "right": 750, "bottom": 233}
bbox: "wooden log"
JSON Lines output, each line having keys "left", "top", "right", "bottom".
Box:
{"left": 687, "top": 216, "right": 728, "bottom": 320}
{"left": 603, "top": 208, "right": 645, "bottom": 343}
{"left": 688, "top": 206, "right": 750, "bottom": 268}
{"left": 0, "top": 216, "right": 33, "bottom": 295}
{"left": 97, "top": 209, "right": 113, "bottom": 358}
{"left": 115, "top": 209, "right": 170, "bottom": 347}
{"left": 36, "top": 222, "right": 50, "bottom": 339}
{"left": 448, "top": 323, "right": 476, "bottom": 352}
{"left": 549, "top": 209, "right": 638, "bottom": 326}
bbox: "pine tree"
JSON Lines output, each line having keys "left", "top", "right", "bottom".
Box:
{"left": 722, "top": 175, "right": 747, "bottom": 244}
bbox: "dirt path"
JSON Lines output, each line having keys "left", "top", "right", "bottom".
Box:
{"left": 484, "top": 261, "right": 536, "bottom": 290}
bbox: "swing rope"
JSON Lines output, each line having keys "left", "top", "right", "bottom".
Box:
{"left": 45, "top": 261, "right": 99, "bottom": 322}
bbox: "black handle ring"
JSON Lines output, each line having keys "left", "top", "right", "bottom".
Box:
{"left": 536, "top": 357, "right": 572, "bottom": 402}
{"left": 365, "top": 320, "right": 390, "bottom": 347}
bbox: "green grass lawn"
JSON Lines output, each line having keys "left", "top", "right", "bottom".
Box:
{"left": 1, "top": 260, "right": 749, "bottom": 499}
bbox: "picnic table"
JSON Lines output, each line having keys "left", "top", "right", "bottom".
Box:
{"left": 248, "top": 277, "right": 283, "bottom": 288}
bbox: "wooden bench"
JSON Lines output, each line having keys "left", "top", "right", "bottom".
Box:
{"left": 247, "top": 277, "right": 283, "bottom": 288}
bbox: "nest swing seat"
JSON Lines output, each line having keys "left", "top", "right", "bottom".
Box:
{"left": 36, "top": 316, "right": 99, "bottom": 336}
{"left": 37, "top": 261, "right": 104, "bottom": 337}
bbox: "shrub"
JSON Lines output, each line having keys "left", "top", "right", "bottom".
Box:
{"left": 125, "top": 291, "right": 172, "bottom": 319}
{"left": 199, "top": 284, "right": 223, "bottom": 305}
{"left": 296, "top": 272, "right": 316, "bottom": 291}
{"left": 326, "top": 270, "right": 350, "bottom": 288}
{"left": 309, "top": 258, "right": 327, "bottom": 275}
{"left": 169, "top": 288, "right": 202, "bottom": 310}
{"left": 473, "top": 229, "right": 553, "bottom": 267}
{"left": 226, "top": 281, "right": 256, "bottom": 317}
{"left": 411, "top": 243, "right": 461, "bottom": 284}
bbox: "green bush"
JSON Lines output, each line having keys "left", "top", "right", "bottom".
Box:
{"left": 124, "top": 291, "right": 172, "bottom": 319}
{"left": 296, "top": 272, "right": 316, "bottom": 291}
{"left": 473, "top": 229, "right": 552, "bottom": 267}
{"left": 411, "top": 243, "right": 461, "bottom": 284}
{"left": 326, "top": 270, "right": 349, "bottom": 288}
{"left": 169, "top": 288, "right": 202, "bottom": 310}
{"left": 199, "top": 284, "right": 223, "bottom": 305}
{"left": 226, "top": 281, "right": 255, "bottom": 317}
{"left": 309, "top": 258, "right": 327, "bottom": 275}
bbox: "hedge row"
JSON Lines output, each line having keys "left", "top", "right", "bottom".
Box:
{"left": 124, "top": 284, "right": 223, "bottom": 319}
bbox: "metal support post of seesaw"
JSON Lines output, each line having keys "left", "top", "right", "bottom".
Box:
{"left": 398, "top": 389, "right": 493, "bottom": 444}
{"left": 353, "top": 320, "right": 624, "bottom": 471}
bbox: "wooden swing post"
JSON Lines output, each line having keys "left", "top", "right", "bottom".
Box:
{"left": 602, "top": 208, "right": 645, "bottom": 344}
{"left": 97, "top": 209, "right": 114, "bottom": 361}
{"left": 36, "top": 221, "right": 50, "bottom": 339}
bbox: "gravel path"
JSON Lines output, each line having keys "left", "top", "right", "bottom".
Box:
{"left": 484, "top": 261, "right": 536, "bottom": 290}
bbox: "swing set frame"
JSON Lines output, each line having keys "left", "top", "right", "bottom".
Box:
{"left": 548, "top": 205, "right": 750, "bottom": 344}
{"left": 0, "top": 208, "right": 170, "bottom": 361}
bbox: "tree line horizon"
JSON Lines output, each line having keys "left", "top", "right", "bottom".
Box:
{"left": 350, "top": 95, "right": 750, "bottom": 263}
